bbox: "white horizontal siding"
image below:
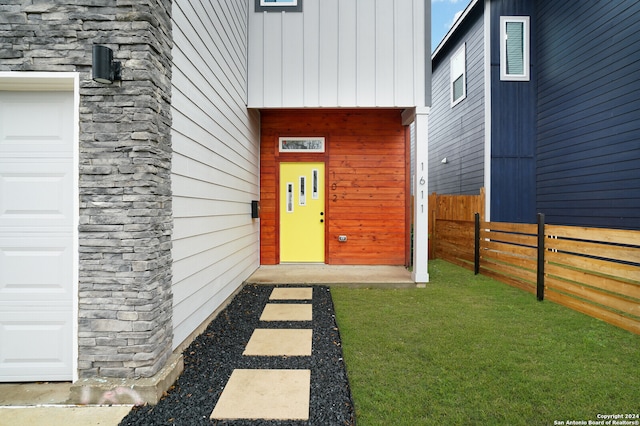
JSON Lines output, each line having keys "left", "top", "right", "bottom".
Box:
{"left": 248, "top": 0, "right": 427, "bottom": 108}
{"left": 171, "top": 0, "right": 260, "bottom": 350}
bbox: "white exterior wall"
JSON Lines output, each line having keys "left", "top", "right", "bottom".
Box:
{"left": 248, "top": 0, "right": 427, "bottom": 108}
{"left": 171, "top": 0, "right": 260, "bottom": 349}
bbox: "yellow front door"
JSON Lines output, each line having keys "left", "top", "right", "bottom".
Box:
{"left": 279, "top": 162, "right": 325, "bottom": 263}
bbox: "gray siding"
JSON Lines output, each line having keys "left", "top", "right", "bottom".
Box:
{"left": 429, "top": 0, "right": 639, "bottom": 230}
{"left": 171, "top": 0, "right": 261, "bottom": 350}
{"left": 535, "top": 0, "right": 640, "bottom": 230}
{"left": 429, "top": 4, "right": 485, "bottom": 195}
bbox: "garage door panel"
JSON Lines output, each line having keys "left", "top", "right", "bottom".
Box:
{"left": 0, "top": 308, "right": 73, "bottom": 381}
{"left": 0, "top": 236, "right": 73, "bottom": 301}
{"left": 0, "top": 91, "right": 73, "bottom": 155}
{"left": 0, "top": 88, "right": 74, "bottom": 382}
{"left": 0, "top": 161, "right": 73, "bottom": 228}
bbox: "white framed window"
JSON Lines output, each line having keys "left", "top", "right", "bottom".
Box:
{"left": 279, "top": 137, "right": 325, "bottom": 153}
{"left": 261, "top": 0, "right": 296, "bottom": 5}
{"left": 450, "top": 43, "right": 466, "bottom": 107}
{"left": 500, "top": 16, "right": 530, "bottom": 81}
{"left": 256, "top": 0, "right": 302, "bottom": 12}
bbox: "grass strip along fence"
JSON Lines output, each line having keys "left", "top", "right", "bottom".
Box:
{"left": 332, "top": 260, "right": 640, "bottom": 425}
{"left": 471, "top": 213, "right": 640, "bottom": 335}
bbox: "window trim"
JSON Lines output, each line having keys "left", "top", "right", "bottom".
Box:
{"left": 450, "top": 43, "right": 467, "bottom": 107}
{"left": 255, "top": 0, "right": 302, "bottom": 12}
{"left": 279, "top": 137, "right": 325, "bottom": 153}
{"left": 500, "top": 16, "right": 530, "bottom": 81}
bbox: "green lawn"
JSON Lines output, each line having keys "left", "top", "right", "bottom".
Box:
{"left": 332, "top": 260, "right": 640, "bottom": 426}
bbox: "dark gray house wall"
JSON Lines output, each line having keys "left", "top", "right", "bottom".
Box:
{"left": 0, "top": 1, "right": 174, "bottom": 379}
{"left": 429, "top": 2, "right": 485, "bottom": 196}
{"left": 535, "top": 1, "right": 640, "bottom": 230}
{"left": 429, "top": 0, "right": 640, "bottom": 230}
{"left": 489, "top": 0, "right": 537, "bottom": 223}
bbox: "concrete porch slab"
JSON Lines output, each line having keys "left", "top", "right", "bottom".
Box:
{"left": 0, "top": 406, "right": 132, "bottom": 426}
{"left": 246, "top": 265, "right": 415, "bottom": 288}
{"left": 243, "top": 329, "right": 313, "bottom": 356}
{"left": 269, "top": 287, "right": 313, "bottom": 300}
{"left": 260, "top": 304, "right": 313, "bottom": 322}
{"left": 210, "top": 369, "right": 311, "bottom": 420}
{"left": 0, "top": 353, "right": 182, "bottom": 407}
{"left": 0, "top": 382, "right": 72, "bottom": 406}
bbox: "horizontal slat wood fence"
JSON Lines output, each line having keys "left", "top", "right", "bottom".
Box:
{"left": 473, "top": 216, "right": 640, "bottom": 335}
{"left": 428, "top": 193, "right": 640, "bottom": 335}
{"left": 478, "top": 221, "right": 538, "bottom": 295}
{"left": 542, "top": 224, "right": 640, "bottom": 335}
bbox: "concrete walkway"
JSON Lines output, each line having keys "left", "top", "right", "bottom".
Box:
{"left": 0, "top": 265, "right": 412, "bottom": 424}
{"left": 0, "top": 405, "right": 132, "bottom": 426}
{"left": 210, "top": 286, "right": 314, "bottom": 421}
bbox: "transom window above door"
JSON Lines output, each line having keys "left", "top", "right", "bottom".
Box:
{"left": 279, "top": 137, "right": 325, "bottom": 153}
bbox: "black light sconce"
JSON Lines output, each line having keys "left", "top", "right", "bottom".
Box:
{"left": 251, "top": 200, "right": 260, "bottom": 219}
{"left": 92, "top": 45, "right": 121, "bottom": 84}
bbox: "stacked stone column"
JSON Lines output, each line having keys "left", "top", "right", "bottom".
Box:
{"left": 0, "top": 0, "right": 175, "bottom": 379}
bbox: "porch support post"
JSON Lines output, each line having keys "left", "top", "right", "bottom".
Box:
{"left": 409, "top": 107, "right": 430, "bottom": 284}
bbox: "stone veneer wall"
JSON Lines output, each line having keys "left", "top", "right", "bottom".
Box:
{"left": 0, "top": 1, "right": 174, "bottom": 379}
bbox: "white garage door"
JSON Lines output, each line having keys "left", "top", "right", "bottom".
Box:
{"left": 0, "top": 90, "right": 75, "bottom": 381}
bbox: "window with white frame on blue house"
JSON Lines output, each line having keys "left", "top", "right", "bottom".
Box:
{"left": 450, "top": 43, "right": 466, "bottom": 107}
{"left": 500, "top": 16, "right": 530, "bottom": 81}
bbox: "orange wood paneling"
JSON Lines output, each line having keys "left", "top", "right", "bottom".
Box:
{"left": 260, "top": 109, "right": 408, "bottom": 265}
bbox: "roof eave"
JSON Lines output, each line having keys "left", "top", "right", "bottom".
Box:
{"left": 431, "top": 0, "right": 482, "bottom": 60}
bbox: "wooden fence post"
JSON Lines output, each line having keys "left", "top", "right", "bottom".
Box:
{"left": 474, "top": 212, "right": 480, "bottom": 275}
{"left": 536, "top": 213, "right": 545, "bottom": 301}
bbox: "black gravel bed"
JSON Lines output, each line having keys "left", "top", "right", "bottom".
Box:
{"left": 119, "top": 284, "right": 355, "bottom": 426}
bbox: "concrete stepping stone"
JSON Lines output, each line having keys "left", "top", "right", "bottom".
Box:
{"left": 270, "top": 287, "right": 313, "bottom": 300}
{"left": 260, "top": 303, "right": 312, "bottom": 321}
{"left": 210, "top": 369, "right": 311, "bottom": 421}
{"left": 243, "top": 329, "right": 313, "bottom": 356}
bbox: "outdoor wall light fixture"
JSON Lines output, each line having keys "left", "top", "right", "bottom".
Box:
{"left": 92, "top": 45, "right": 121, "bottom": 84}
{"left": 251, "top": 200, "right": 260, "bottom": 218}
{"left": 441, "top": 157, "right": 448, "bottom": 164}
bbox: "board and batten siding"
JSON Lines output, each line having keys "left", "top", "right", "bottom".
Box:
{"left": 171, "top": 0, "right": 260, "bottom": 350}
{"left": 260, "top": 109, "right": 409, "bottom": 265}
{"left": 429, "top": 3, "right": 485, "bottom": 196}
{"left": 248, "top": 0, "right": 428, "bottom": 108}
{"left": 489, "top": 0, "right": 537, "bottom": 224}
{"left": 535, "top": 1, "right": 640, "bottom": 230}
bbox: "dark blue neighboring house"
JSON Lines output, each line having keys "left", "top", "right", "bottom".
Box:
{"left": 429, "top": 0, "right": 640, "bottom": 230}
